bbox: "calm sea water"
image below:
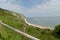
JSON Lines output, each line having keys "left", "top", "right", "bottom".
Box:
{"left": 27, "top": 17, "right": 60, "bottom": 29}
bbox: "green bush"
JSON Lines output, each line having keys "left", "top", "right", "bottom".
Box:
{"left": 54, "top": 25, "right": 60, "bottom": 38}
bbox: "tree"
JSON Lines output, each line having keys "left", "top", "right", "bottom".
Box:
{"left": 54, "top": 25, "right": 60, "bottom": 38}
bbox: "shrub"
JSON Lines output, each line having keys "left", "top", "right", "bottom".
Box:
{"left": 54, "top": 25, "right": 60, "bottom": 38}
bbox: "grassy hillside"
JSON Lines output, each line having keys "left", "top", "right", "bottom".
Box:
{"left": 0, "top": 8, "right": 59, "bottom": 40}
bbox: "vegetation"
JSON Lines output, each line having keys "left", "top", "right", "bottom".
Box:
{"left": 0, "top": 8, "right": 60, "bottom": 40}
{"left": 53, "top": 25, "right": 60, "bottom": 38}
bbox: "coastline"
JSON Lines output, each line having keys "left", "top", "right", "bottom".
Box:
{"left": 24, "top": 19, "right": 50, "bottom": 29}
{"left": 12, "top": 13, "right": 51, "bottom": 30}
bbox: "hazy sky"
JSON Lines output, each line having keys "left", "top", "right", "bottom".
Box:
{"left": 0, "top": 0, "right": 60, "bottom": 17}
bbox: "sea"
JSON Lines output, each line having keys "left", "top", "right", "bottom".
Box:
{"left": 27, "top": 16, "right": 60, "bottom": 29}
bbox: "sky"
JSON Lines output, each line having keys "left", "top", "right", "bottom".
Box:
{"left": 0, "top": 0, "right": 60, "bottom": 17}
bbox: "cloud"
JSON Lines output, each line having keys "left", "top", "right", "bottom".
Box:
{"left": 26, "top": 0, "right": 60, "bottom": 16}
{"left": 0, "top": 0, "right": 7, "bottom": 3}
{"left": 0, "top": 0, "right": 23, "bottom": 13}
{"left": 0, "top": 0, "right": 60, "bottom": 17}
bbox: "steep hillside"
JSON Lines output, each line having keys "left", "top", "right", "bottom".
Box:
{"left": 0, "top": 8, "right": 28, "bottom": 40}
{"left": 0, "top": 8, "right": 59, "bottom": 40}
{"left": 0, "top": 8, "right": 26, "bottom": 30}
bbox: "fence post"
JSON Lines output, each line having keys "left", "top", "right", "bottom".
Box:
{"left": 22, "top": 27, "right": 26, "bottom": 40}
{"left": 0, "top": 20, "right": 2, "bottom": 33}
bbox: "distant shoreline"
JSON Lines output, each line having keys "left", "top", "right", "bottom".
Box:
{"left": 24, "top": 19, "right": 50, "bottom": 29}
{"left": 13, "top": 13, "right": 51, "bottom": 30}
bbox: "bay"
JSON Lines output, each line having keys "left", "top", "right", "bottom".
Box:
{"left": 27, "top": 16, "right": 60, "bottom": 29}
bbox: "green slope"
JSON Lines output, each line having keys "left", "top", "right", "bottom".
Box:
{"left": 0, "top": 8, "right": 59, "bottom": 40}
